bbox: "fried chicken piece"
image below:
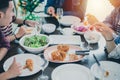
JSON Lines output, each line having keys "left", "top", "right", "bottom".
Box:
{"left": 57, "top": 44, "right": 69, "bottom": 52}
{"left": 23, "top": 59, "right": 33, "bottom": 71}
{"left": 51, "top": 50, "right": 66, "bottom": 61}
{"left": 69, "top": 54, "right": 78, "bottom": 61}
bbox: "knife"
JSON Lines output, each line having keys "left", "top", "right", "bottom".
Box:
{"left": 76, "top": 50, "right": 90, "bottom": 53}
{"left": 75, "top": 52, "right": 89, "bottom": 55}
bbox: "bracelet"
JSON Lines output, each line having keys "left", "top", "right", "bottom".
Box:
{"left": 106, "top": 38, "right": 114, "bottom": 41}
{"left": 23, "top": 19, "right": 30, "bottom": 26}
{"left": 23, "top": 19, "right": 26, "bottom": 25}
{"left": 12, "top": 16, "right": 16, "bottom": 22}
{"left": 14, "top": 34, "right": 17, "bottom": 39}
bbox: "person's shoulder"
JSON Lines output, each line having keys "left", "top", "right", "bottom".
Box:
{"left": 112, "top": 7, "right": 120, "bottom": 13}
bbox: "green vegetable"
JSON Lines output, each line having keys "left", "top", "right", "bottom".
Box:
{"left": 24, "top": 35, "right": 48, "bottom": 48}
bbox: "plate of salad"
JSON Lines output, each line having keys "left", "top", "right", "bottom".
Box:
{"left": 19, "top": 34, "right": 49, "bottom": 53}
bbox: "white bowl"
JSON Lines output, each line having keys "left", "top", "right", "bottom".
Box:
{"left": 62, "top": 28, "right": 74, "bottom": 35}
{"left": 84, "top": 31, "right": 100, "bottom": 44}
{"left": 71, "top": 22, "right": 88, "bottom": 35}
{"left": 42, "top": 23, "right": 56, "bottom": 33}
{"left": 59, "top": 16, "right": 81, "bottom": 26}
{"left": 19, "top": 34, "right": 49, "bottom": 53}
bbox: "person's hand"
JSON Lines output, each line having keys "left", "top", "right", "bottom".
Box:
{"left": 25, "top": 20, "right": 38, "bottom": 27}
{"left": 16, "top": 26, "right": 26, "bottom": 38}
{"left": 47, "top": 6, "right": 56, "bottom": 16}
{"left": 86, "top": 14, "right": 99, "bottom": 25}
{"left": 93, "top": 22, "right": 114, "bottom": 40}
{"left": 7, "top": 57, "right": 22, "bottom": 78}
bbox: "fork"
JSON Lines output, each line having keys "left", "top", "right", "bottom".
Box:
{"left": 93, "top": 54, "right": 109, "bottom": 77}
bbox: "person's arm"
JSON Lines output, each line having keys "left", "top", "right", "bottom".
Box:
{"left": 94, "top": 22, "right": 116, "bottom": 53}
{"left": 93, "top": 22, "right": 120, "bottom": 59}
{"left": 0, "top": 48, "right": 8, "bottom": 61}
{"left": 105, "top": 39, "right": 116, "bottom": 53}
{"left": 0, "top": 70, "right": 12, "bottom": 80}
{"left": 14, "top": 18, "right": 37, "bottom": 27}
{"left": 0, "top": 58, "right": 22, "bottom": 80}
{"left": 5, "top": 26, "right": 26, "bottom": 42}
{"left": 5, "top": 35, "right": 17, "bottom": 42}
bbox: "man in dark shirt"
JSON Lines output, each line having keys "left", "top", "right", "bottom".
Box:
{"left": 45, "top": 0, "right": 88, "bottom": 21}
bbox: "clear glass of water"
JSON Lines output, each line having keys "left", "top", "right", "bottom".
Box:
{"left": 37, "top": 57, "right": 49, "bottom": 80}
{"left": 56, "top": 8, "right": 63, "bottom": 31}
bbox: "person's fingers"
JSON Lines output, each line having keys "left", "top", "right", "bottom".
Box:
{"left": 13, "top": 57, "right": 16, "bottom": 63}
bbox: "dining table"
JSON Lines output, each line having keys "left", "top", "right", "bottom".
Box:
{"left": 0, "top": 17, "right": 111, "bottom": 80}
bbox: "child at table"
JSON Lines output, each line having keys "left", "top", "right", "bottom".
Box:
{"left": 0, "top": 0, "right": 22, "bottom": 79}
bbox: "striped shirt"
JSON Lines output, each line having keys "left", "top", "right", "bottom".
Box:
{"left": 0, "top": 16, "right": 16, "bottom": 37}
{"left": 103, "top": 7, "right": 120, "bottom": 44}
{"left": 0, "top": 30, "right": 10, "bottom": 49}
{"left": 0, "top": 23, "right": 13, "bottom": 37}
{"left": 103, "top": 7, "right": 120, "bottom": 35}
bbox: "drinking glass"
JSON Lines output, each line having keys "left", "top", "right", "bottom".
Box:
{"left": 56, "top": 8, "right": 63, "bottom": 31}
{"left": 38, "top": 55, "right": 49, "bottom": 80}
{"left": 34, "top": 22, "right": 42, "bottom": 35}
{"left": 84, "top": 31, "right": 93, "bottom": 50}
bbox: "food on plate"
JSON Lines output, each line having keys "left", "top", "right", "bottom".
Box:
{"left": 23, "top": 59, "right": 33, "bottom": 71}
{"left": 57, "top": 44, "right": 69, "bottom": 52}
{"left": 51, "top": 44, "right": 69, "bottom": 61}
{"left": 73, "top": 26, "right": 88, "bottom": 32}
{"left": 69, "top": 54, "right": 78, "bottom": 61}
{"left": 104, "top": 71, "right": 109, "bottom": 77}
{"left": 51, "top": 50, "right": 66, "bottom": 61}
{"left": 24, "top": 35, "right": 48, "bottom": 48}
{"left": 51, "top": 44, "right": 80, "bottom": 61}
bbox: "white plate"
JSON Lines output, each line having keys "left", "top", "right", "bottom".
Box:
{"left": 91, "top": 61, "right": 120, "bottom": 80}
{"left": 52, "top": 64, "right": 95, "bottom": 80}
{"left": 49, "top": 35, "right": 81, "bottom": 45}
{"left": 59, "top": 16, "right": 81, "bottom": 26}
{"left": 3, "top": 54, "right": 48, "bottom": 77}
{"left": 44, "top": 45, "right": 84, "bottom": 63}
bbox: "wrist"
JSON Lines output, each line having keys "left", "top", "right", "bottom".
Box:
{"left": 14, "top": 34, "right": 18, "bottom": 39}
{"left": 3, "top": 71, "right": 12, "bottom": 80}
{"left": 23, "top": 20, "right": 30, "bottom": 26}
{"left": 15, "top": 34, "right": 19, "bottom": 39}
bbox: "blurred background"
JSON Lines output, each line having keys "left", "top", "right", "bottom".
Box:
{"left": 86, "top": 0, "right": 113, "bottom": 21}
{"left": 13, "top": 0, "right": 113, "bottom": 21}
